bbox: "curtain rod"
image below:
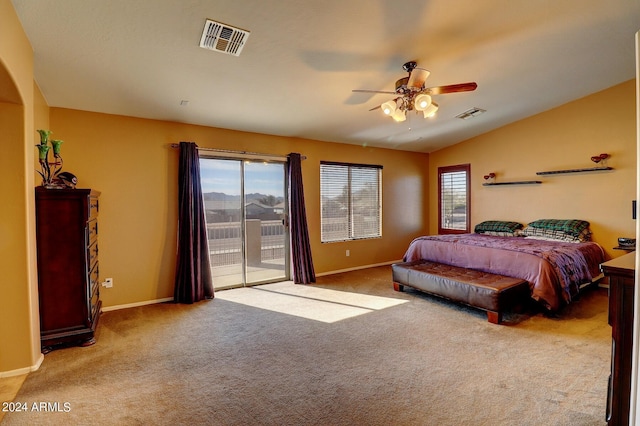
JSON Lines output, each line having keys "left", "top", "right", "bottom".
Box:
{"left": 170, "top": 144, "right": 306, "bottom": 160}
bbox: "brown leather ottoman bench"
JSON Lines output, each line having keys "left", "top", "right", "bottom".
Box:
{"left": 392, "top": 260, "right": 530, "bottom": 324}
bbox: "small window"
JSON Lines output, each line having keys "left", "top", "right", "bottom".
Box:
{"left": 320, "top": 162, "right": 382, "bottom": 242}
{"left": 438, "top": 164, "right": 470, "bottom": 234}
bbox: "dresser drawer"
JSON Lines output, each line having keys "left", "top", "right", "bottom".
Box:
{"left": 90, "top": 277, "right": 100, "bottom": 320}
{"left": 89, "top": 196, "right": 99, "bottom": 220}
{"left": 87, "top": 219, "right": 98, "bottom": 245}
{"left": 87, "top": 240, "right": 99, "bottom": 269}
{"left": 88, "top": 261, "right": 99, "bottom": 294}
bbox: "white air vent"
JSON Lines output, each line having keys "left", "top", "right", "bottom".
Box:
{"left": 199, "top": 19, "right": 249, "bottom": 56}
{"left": 455, "top": 107, "right": 486, "bottom": 120}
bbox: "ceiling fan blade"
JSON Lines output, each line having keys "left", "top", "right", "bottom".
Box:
{"left": 407, "top": 68, "right": 430, "bottom": 89}
{"left": 368, "top": 105, "right": 382, "bottom": 111}
{"left": 426, "top": 82, "right": 477, "bottom": 95}
{"left": 352, "top": 89, "right": 397, "bottom": 95}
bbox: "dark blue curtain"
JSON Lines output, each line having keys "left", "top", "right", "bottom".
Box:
{"left": 174, "top": 142, "right": 214, "bottom": 303}
{"left": 288, "top": 153, "right": 315, "bottom": 284}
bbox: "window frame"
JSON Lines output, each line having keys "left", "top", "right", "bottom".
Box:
{"left": 320, "top": 161, "right": 382, "bottom": 243}
{"left": 438, "top": 164, "right": 471, "bottom": 234}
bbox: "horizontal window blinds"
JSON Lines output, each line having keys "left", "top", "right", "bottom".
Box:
{"left": 320, "top": 162, "right": 382, "bottom": 242}
{"left": 440, "top": 169, "right": 468, "bottom": 231}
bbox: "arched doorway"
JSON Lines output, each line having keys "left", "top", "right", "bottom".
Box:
{"left": 0, "top": 59, "right": 40, "bottom": 375}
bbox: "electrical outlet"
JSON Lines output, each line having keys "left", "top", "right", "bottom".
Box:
{"left": 102, "top": 278, "right": 113, "bottom": 288}
{"left": 346, "top": 250, "right": 350, "bottom": 257}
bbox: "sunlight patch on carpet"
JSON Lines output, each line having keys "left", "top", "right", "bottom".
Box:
{"left": 215, "top": 281, "right": 408, "bottom": 323}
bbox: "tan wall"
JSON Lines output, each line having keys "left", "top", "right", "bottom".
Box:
{"left": 429, "top": 80, "right": 637, "bottom": 260}
{"left": 50, "top": 108, "right": 431, "bottom": 307}
{"left": 0, "top": 0, "right": 41, "bottom": 374}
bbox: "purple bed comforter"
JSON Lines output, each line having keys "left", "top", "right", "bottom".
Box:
{"left": 403, "top": 234, "right": 605, "bottom": 311}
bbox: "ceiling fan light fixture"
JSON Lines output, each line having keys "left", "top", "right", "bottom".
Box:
{"left": 354, "top": 62, "right": 478, "bottom": 122}
{"left": 423, "top": 102, "right": 439, "bottom": 118}
{"left": 391, "top": 109, "right": 406, "bottom": 122}
{"left": 414, "top": 94, "right": 432, "bottom": 111}
{"left": 381, "top": 100, "right": 396, "bottom": 116}
{"left": 407, "top": 67, "right": 430, "bottom": 89}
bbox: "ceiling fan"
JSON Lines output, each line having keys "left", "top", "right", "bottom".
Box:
{"left": 352, "top": 61, "right": 477, "bottom": 122}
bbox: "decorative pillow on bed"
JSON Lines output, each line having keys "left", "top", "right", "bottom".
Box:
{"left": 523, "top": 219, "right": 591, "bottom": 242}
{"left": 522, "top": 227, "right": 592, "bottom": 242}
{"left": 474, "top": 220, "right": 523, "bottom": 236}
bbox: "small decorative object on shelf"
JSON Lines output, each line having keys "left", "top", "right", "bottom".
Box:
{"left": 483, "top": 172, "right": 496, "bottom": 183}
{"left": 57, "top": 171, "right": 78, "bottom": 189}
{"left": 614, "top": 237, "right": 636, "bottom": 251}
{"left": 537, "top": 153, "right": 613, "bottom": 175}
{"left": 591, "top": 153, "right": 609, "bottom": 166}
{"left": 35, "top": 130, "right": 76, "bottom": 189}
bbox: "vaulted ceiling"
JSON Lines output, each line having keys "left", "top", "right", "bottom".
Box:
{"left": 11, "top": 0, "right": 640, "bottom": 152}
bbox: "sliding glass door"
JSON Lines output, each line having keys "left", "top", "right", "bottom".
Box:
{"left": 199, "top": 157, "right": 289, "bottom": 289}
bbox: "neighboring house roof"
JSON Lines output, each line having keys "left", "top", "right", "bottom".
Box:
{"left": 205, "top": 200, "right": 277, "bottom": 211}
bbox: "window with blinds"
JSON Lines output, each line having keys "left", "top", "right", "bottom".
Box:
{"left": 320, "top": 162, "right": 382, "bottom": 242}
{"left": 438, "top": 164, "right": 470, "bottom": 234}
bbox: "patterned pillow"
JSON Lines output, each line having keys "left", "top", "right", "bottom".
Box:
{"left": 474, "top": 221, "right": 523, "bottom": 236}
{"left": 525, "top": 219, "right": 590, "bottom": 238}
{"left": 522, "top": 225, "right": 591, "bottom": 242}
{"left": 482, "top": 230, "right": 523, "bottom": 237}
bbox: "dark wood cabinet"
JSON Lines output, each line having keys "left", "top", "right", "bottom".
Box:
{"left": 601, "top": 252, "right": 636, "bottom": 425}
{"left": 35, "top": 187, "right": 102, "bottom": 352}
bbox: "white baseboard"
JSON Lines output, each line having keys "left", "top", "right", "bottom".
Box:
{"left": 315, "top": 260, "right": 401, "bottom": 277}
{"left": 101, "top": 297, "right": 174, "bottom": 312}
{"left": 0, "top": 353, "right": 44, "bottom": 378}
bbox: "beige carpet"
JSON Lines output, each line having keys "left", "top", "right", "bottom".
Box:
{"left": 2, "top": 266, "right": 610, "bottom": 425}
{"left": 215, "top": 281, "right": 408, "bottom": 323}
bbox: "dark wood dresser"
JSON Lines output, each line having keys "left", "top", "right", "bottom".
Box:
{"left": 601, "top": 251, "right": 636, "bottom": 425}
{"left": 35, "top": 187, "right": 102, "bottom": 353}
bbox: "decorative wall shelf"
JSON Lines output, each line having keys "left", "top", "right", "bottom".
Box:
{"left": 536, "top": 166, "right": 613, "bottom": 175}
{"left": 482, "top": 180, "right": 542, "bottom": 186}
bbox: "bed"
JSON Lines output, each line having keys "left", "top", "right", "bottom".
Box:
{"left": 402, "top": 220, "right": 606, "bottom": 312}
